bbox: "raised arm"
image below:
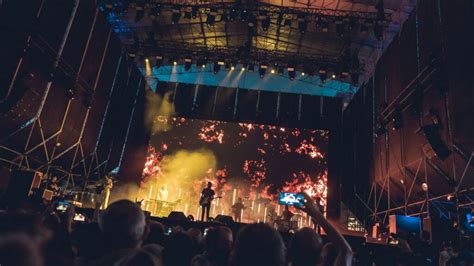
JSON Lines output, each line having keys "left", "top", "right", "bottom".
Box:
{"left": 299, "top": 192, "right": 353, "bottom": 266}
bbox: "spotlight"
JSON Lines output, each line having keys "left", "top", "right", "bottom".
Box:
{"left": 197, "top": 57, "right": 208, "bottom": 68}
{"left": 173, "top": 61, "right": 178, "bottom": 65}
{"left": 319, "top": 69, "right": 327, "bottom": 83}
{"left": 231, "top": 65, "right": 235, "bottom": 71}
{"left": 301, "top": 72, "right": 305, "bottom": 76}
{"left": 241, "top": 9, "right": 249, "bottom": 21}
{"left": 259, "top": 63, "right": 268, "bottom": 78}
{"left": 262, "top": 16, "right": 270, "bottom": 32}
{"left": 288, "top": 66, "right": 295, "bottom": 80}
{"left": 184, "top": 57, "right": 192, "bottom": 71}
{"left": 248, "top": 63, "right": 255, "bottom": 72}
{"left": 241, "top": 67, "right": 245, "bottom": 71}
{"left": 331, "top": 73, "right": 337, "bottom": 79}
{"left": 145, "top": 58, "right": 149, "bottom": 63}
{"left": 270, "top": 69, "right": 275, "bottom": 74}
{"left": 207, "top": 8, "right": 217, "bottom": 26}
{"left": 421, "top": 182, "right": 428, "bottom": 192}
{"left": 171, "top": 5, "right": 181, "bottom": 24}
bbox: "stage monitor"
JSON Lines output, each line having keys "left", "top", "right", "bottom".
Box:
{"left": 140, "top": 117, "right": 328, "bottom": 224}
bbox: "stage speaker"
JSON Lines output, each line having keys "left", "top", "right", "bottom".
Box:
{"left": 421, "top": 125, "right": 451, "bottom": 161}
{"left": 168, "top": 211, "right": 187, "bottom": 221}
{"left": 3, "top": 170, "right": 36, "bottom": 208}
{"left": 215, "top": 215, "right": 234, "bottom": 225}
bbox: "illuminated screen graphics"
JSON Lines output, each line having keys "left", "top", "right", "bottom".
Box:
{"left": 142, "top": 117, "right": 328, "bottom": 223}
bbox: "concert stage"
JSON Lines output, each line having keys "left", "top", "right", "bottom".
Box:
{"left": 108, "top": 116, "right": 330, "bottom": 230}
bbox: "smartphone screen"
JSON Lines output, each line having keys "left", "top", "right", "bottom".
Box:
{"left": 55, "top": 201, "right": 71, "bottom": 212}
{"left": 278, "top": 192, "right": 304, "bottom": 207}
{"left": 73, "top": 213, "right": 85, "bottom": 222}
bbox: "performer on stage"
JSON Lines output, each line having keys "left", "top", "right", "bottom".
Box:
{"left": 199, "top": 182, "right": 215, "bottom": 221}
{"left": 157, "top": 184, "right": 169, "bottom": 201}
{"left": 232, "top": 198, "right": 245, "bottom": 222}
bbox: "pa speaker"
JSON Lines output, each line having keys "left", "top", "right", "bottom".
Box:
{"left": 215, "top": 215, "right": 234, "bottom": 225}
{"left": 421, "top": 125, "right": 451, "bottom": 161}
{"left": 168, "top": 211, "right": 187, "bottom": 221}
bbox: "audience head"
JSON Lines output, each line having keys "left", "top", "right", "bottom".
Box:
{"left": 204, "top": 226, "right": 233, "bottom": 265}
{"left": 288, "top": 227, "right": 323, "bottom": 266}
{"left": 0, "top": 233, "right": 43, "bottom": 266}
{"left": 231, "top": 223, "right": 286, "bottom": 266}
{"left": 320, "top": 243, "right": 338, "bottom": 266}
{"left": 163, "top": 232, "right": 194, "bottom": 266}
{"left": 70, "top": 222, "right": 103, "bottom": 259}
{"left": 120, "top": 250, "right": 162, "bottom": 266}
{"left": 207, "top": 182, "right": 212, "bottom": 188}
{"left": 145, "top": 221, "right": 166, "bottom": 246}
{"left": 191, "top": 254, "right": 211, "bottom": 266}
{"left": 99, "top": 199, "right": 146, "bottom": 250}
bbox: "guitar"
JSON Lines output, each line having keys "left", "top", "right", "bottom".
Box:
{"left": 199, "top": 196, "right": 222, "bottom": 206}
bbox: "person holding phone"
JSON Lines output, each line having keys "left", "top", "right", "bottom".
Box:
{"left": 297, "top": 192, "right": 353, "bottom": 266}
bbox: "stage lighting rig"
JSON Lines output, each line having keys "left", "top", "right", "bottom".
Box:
{"left": 259, "top": 63, "right": 268, "bottom": 78}
{"left": 171, "top": 5, "right": 181, "bottom": 24}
